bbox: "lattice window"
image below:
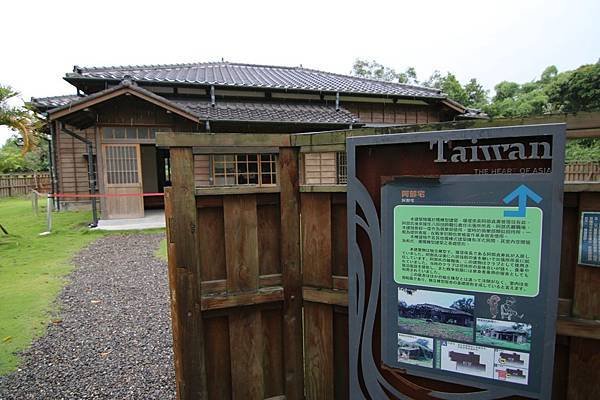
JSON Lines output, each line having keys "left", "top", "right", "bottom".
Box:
{"left": 303, "top": 153, "right": 337, "bottom": 185}
{"left": 260, "top": 154, "right": 277, "bottom": 185}
{"left": 210, "top": 154, "right": 277, "bottom": 187}
{"left": 104, "top": 146, "right": 139, "bottom": 185}
{"left": 336, "top": 151, "right": 347, "bottom": 184}
{"left": 102, "top": 126, "right": 171, "bottom": 140}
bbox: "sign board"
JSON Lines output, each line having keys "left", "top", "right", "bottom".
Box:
{"left": 578, "top": 211, "right": 600, "bottom": 267}
{"left": 347, "top": 124, "right": 565, "bottom": 400}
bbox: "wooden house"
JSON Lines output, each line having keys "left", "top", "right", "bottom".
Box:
{"left": 499, "top": 352, "right": 525, "bottom": 364}
{"left": 448, "top": 351, "right": 486, "bottom": 370}
{"left": 400, "top": 303, "right": 474, "bottom": 327}
{"left": 397, "top": 339, "right": 433, "bottom": 361}
{"left": 481, "top": 325, "right": 529, "bottom": 344}
{"left": 30, "top": 62, "right": 480, "bottom": 221}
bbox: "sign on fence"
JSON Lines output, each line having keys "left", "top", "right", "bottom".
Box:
{"left": 348, "top": 124, "right": 565, "bottom": 399}
{"left": 579, "top": 211, "right": 600, "bottom": 267}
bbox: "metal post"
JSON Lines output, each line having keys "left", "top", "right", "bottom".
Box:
{"left": 46, "top": 194, "right": 52, "bottom": 233}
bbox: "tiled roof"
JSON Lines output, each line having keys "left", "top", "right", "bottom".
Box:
{"left": 32, "top": 82, "right": 357, "bottom": 125}
{"left": 174, "top": 99, "right": 357, "bottom": 125}
{"left": 29, "top": 94, "right": 81, "bottom": 110}
{"left": 66, "top": 62, "right": 444, "bottom": 99}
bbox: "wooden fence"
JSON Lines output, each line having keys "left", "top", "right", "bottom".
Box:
{"left": 0, "top": 172, "right": 50, "bottom": 198}
{"left": 160, "top": 118, "right": 600, "bottom": 400}
{"left": 565, "top": 162, "right": 600, "bottom": 182}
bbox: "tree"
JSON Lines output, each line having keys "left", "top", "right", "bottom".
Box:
{"left": 351, "top": 59, "right": 418, "bottom": 84}
{"left": 547, "top": 62, "right": 600, "bottom": 113}
{"left": 464, "top": 78, "right": 488, "bottom": 109}
{"left": 0, "top": 85, "right": 40, "bottom": 154}
{"left": 0, "top": 137, "right": 48, "bottom": 173}
{"left": 450, "top": 297, "right": 474, "bottom": 314}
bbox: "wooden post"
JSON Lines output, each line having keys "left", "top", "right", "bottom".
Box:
{"left": 278, "top": 147, "right": 305, "bottom": 400}
{"left": 167, "top": 147, "right": 208, "bottom": 400}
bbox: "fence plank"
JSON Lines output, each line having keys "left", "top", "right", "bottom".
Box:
{"left": 229, "top": 309, "right": 265, "bottom": 400}
{"left": 224, "top": 195, "right": 259, "bottom": 292}
{"left": 204, "top": 316, "right": 232, "bottom": 400}
{"left": 168, "top": 148, "right": 208, "bottom": 400}
{"left": 279, "top": 147, "right": 305, "bottom": 400}
{"left": 304, "top": 302, "right": 334, "bottom": 400}
{"left": 302, "top": 193, "right": 333, "bottom": 287}
{"left": 223, "top": 193, "right": 264, "bottom": 399}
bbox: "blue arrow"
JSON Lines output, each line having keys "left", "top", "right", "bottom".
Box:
{"left": 502, "top": 185, "right": 542, "bottom": 217}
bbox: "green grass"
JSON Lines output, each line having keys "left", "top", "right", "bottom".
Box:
{"left": 398, "top": 317, "right": 474, "bottom": 343}
{"left": 398, "top": 356, "right": 433, "bottom": 368}
{"left": 475, "top": 333, "right": 531, "bottom": 351}
{"left": 155, "top": 238, "right": 167, "bottom": 261}
{"left": 0, "top": 197, "right": 165, "bottom": 375}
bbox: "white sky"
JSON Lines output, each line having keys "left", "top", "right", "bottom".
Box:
{"left": 1, "top": 0, "right": 599, "bottom": 144}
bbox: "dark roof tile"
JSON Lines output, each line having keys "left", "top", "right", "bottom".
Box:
{"left": 67, "top": 62, "right": 444, "bottom": 99}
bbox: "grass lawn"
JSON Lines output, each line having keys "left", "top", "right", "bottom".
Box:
{"left": 155, "top": 238, "right": 167, "bottom": 261}
{"left": 398, "top": 317, "right": 474, "bottom": 343}
{"left": 399, "top": 357, "right": 433, "bottom": 368}
{"left": 475, "top": 333, "right": 531, "bottom": 351}
{"left": 0, "top": 197, "right": 165, "bottom": 375}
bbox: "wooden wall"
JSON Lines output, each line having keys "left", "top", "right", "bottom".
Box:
{"left": 56, "top": 125, "right": 96, "bottom": 205}
{"left": 194, "top": 155, "right": 210, "bottom": 187}
{"left": 343, "top": 102, "right": 443, "bottom": 125}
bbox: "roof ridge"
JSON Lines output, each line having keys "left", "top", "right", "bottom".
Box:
{"left": 31, "top": 93, "right": 80, "bottom": 101}
{"left": 73, "top": 61, "right": 304, "bottom": 74}
{"left": 72, "top": 61, "right": 443, "bottom": 94}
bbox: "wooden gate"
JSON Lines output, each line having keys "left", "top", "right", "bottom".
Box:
{"left": 102, "top": 144, "right": 144, "bottom": 219}
{"left": 160, "top": 116, "right": 600, "bottom": 400}
{"left": 164, "top": 144, "right": 303, "bottom": 400}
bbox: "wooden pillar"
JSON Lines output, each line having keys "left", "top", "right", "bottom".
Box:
{"left": 166, "top": 147, "right": 207, "bottom": 400}
{"left": 279, "top": 147, "right": 305, "bottom": 400}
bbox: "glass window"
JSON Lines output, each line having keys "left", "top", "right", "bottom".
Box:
{"left": 209, "top": 153, "right": 277, "bottom": 187}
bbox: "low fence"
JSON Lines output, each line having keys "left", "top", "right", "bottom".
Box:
{"left": 0, "top": 172, "right": 51, "bottom": 198}
{"left": 565, "top": 162, "right": 600, "bottom": 182}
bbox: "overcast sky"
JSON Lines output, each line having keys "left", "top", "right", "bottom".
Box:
{"left": 1, "top": 0, "right": 599, "bottom": 144}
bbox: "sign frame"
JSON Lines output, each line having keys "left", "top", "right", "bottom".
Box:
{"left": 347, "top": 124, "right": 565, "bottom": 400}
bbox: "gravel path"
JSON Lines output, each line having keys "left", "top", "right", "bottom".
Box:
{"left": 0, "top": 234, "right": 175, "bottom": 400}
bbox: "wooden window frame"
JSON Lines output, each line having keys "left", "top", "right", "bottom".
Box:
{"left": 209, "top": 153, "right": 278, "bottom": 188}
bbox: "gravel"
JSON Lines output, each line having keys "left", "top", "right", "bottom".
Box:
{"left": 0, "top": 234, "right": 176, "bottom": 400}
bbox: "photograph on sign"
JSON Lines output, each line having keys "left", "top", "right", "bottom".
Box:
{"left": 495, "top": 349, "right": 530, "bottom": 369}
{"left": 397, "top": 333, "right": 434, "bottom": 368}
{"left": 439, "top": 341, "right": 495, "bottom": 379}
{"left": 578, "top": 211, "right": 600, "bottom": 267}
{"left": 476, "top": 318, "right": 532, "bottom": 351}
{"left": 398, "top": 288, "right": 474, "bottom": 342}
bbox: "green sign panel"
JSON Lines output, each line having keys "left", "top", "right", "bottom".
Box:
{"left": 393, "top": 205, "right": 542, "bottom": 296}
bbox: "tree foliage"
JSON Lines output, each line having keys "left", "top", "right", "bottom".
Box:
{"left": 351, "top": 59, "right": 418, "bottom": 84}
{"left": 350, "top": 59, "right": 600, "bottom": 162}
{"left": 0, "top": 85, "right": 41, "bottom": 154}
{"left": 0, "top": 137, "right": 48, "bottom": 173}
{"left": 450, "top": 297, "right": 474, "bottom": 314}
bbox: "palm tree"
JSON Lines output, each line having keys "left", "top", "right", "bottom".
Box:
{"left": 0, "top": 85, "right": 39, "bottom": 153}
